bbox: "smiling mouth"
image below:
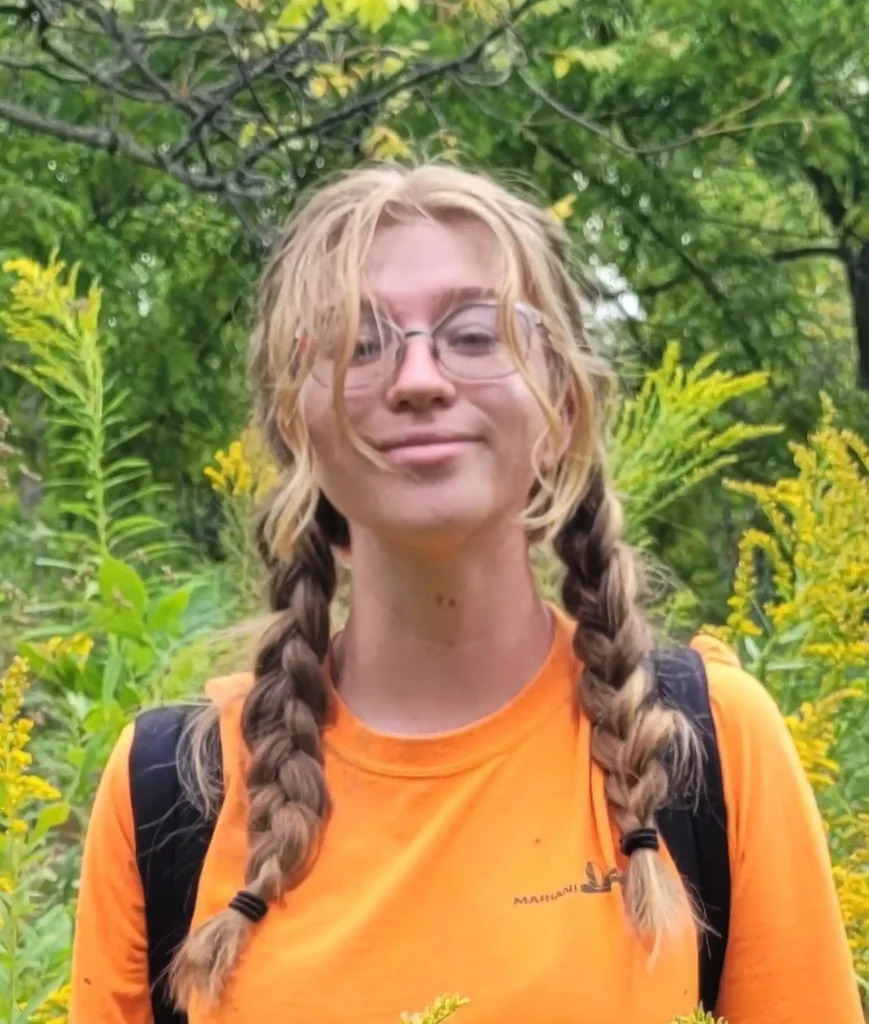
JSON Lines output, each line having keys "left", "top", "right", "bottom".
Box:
{"left": 377, "top": 436, "right": 480, "bottom": 467}
{"left": 377, "top": 434, "right": 479, "bottom": 452}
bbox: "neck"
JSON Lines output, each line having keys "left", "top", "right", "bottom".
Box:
{"left": 334, "top": 524, "right": 553, "bottom": 733}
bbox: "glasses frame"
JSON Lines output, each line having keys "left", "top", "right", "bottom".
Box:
{"left": 309, "top": 299, "right": 545, "bottom": 392}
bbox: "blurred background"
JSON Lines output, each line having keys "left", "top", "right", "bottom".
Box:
{"left": 0, "top": 0, "right": 867, "bottom": 1017}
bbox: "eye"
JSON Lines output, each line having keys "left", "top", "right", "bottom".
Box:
{"left": 350, "top": 333, "right": 384, "bottom": 365}
{"left": 441, "top": 306, "right": 500, "bottom": 354}
{"left": 449, "top": 326, "right": 498, "bottom": 352}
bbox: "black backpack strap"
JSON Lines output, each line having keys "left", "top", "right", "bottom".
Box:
{"left": 654, "top": 647, "right": 731, "bottom": 1014}
{"left": 129, "top": 706, "right": 223, "bottom": 1024}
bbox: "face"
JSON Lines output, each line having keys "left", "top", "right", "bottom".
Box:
{"left": 299, "top": 217, "right": 551, "bottom": 552}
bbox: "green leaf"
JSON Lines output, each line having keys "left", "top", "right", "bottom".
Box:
{"left": 98, "top": 555, "right": 148, "bottom": 611}
{"left": 553, "top": 53, "right": 572, "bottom": 79}
{"left": 743, "top": 636, "right": 762, "bottom": 663}
{"left": 276, "top": 0, "right": 319, "bottom": 28}
{"left": 147, "top": 587, "right": 192, "bottom": 634}
{"left": 352, "top": 0, "right": 394, "bottom": 32}
{"left": 91, "top": 605, "right": 147, "bottom": 642}
{"left": 31, "top": 802, "right": 71, "bottom": 844}
{"left": 562, "top": 45, "right": 623, "bottom": 73}
{"left": 15, "top": 643, "right": 56, "bottom": 677}
{"left": 101, "top": 648, "right": 125, "bottom": 704}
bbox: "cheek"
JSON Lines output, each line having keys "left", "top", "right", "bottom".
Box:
{"left": 499, "top": 374, "right": 548, "bottom": 446}
{"left": 299, "top": 384, "right": 374, "bottom": 494}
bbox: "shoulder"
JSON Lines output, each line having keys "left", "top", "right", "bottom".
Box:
{"left": 687, "top": 632, "right": 812, "bottom": 851}
{"left": 84, "top": 720, "right": 138, "bottom": 856}
{"left": 688, "top": 631, "right": 791, "bottom": 752}
{"left": 203, "top": 671, "right": 254, "bottom": 786}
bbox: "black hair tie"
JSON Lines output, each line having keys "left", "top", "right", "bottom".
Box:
{"left": 229, "top": 889, "right": 268, "bottom": 924}
{"left": 620, "top": 827, "right": 660, "bottom": 857}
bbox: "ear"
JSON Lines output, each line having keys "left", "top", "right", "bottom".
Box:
{"left": 333, "top": 545, "right": 352, "bottom": 569}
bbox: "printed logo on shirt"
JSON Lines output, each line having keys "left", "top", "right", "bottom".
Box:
{"left": 513, "top": 862, "right": 625, "bottom": 905}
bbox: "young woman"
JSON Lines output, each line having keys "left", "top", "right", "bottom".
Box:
{"left": 69, "top": 164, "right": 861, "bottom": 1024}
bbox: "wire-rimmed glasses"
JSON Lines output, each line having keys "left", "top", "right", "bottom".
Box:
{"left": 309, "top": 300, "right": 542, "bottom": 392}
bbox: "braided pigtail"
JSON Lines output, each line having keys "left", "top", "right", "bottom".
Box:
{"left": 554, "top": 456, "right": 700, "bottom": 943}
{"left": 170, "top": 502, "right": 338, "bottom": 1007}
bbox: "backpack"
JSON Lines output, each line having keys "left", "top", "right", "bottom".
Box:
{"left": 129, "top": 648, "right": 730, "bottom": 1024}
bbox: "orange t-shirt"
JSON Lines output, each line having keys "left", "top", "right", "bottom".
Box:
{"left": 69, "top": 615, "right": 862, "bottom": 1024}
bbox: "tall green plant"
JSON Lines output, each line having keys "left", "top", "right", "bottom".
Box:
{"left": 0, "top": 653, "right": 72, "bottom": 1024}
{"left": 609, "top": 342, "right": 782, "bottom": 546}
{"left": 1, "top": 256, "right": 176, "bottom": 577}
{"left": 707, "top": 398, "right": 869, "bottom": 993}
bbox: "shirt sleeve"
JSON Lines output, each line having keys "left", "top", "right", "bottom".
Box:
{"left": 692, "top": 635, "right": 863, "bottom": 1024}
{"left": 69, "top": 723, "right": 153, "bottom": 1024}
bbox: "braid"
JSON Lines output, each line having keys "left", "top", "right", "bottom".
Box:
{"left": 170, "top": 504, "right": 337, "bottom": 1007}
{"left": 554, "top": 454, "right": 700, "bottom": 942}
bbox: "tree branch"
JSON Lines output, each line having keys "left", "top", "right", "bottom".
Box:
{"left": 0, "top": 96, "right": 239, "bottom": 194}
{"left": 803, "top": 164, "right": 848, "bottom": 228}
{"left": 771, "top": 245, "right": 843, "bottom": 263}
{"left": 231, "top": 0, "right": 547, "bottom": 176}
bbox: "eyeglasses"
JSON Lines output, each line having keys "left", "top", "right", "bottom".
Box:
{"left": 309, "top": 300, "right": 542, "bottom": 392}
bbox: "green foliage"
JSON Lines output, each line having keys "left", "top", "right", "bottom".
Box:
{"left": 1, "top": 255, "right": 176, "bottom": 573}
{"left": 706, "top": 398, "right": 869, "bottom": 981}
{"left": 0, "top": 654, "right": 72, "bottom": 1024}
{"left": 399, "top": 993, "right": 470, "bottom": 1024}
{"left": 610, "top": 341, "right": 782, "bottom": 546}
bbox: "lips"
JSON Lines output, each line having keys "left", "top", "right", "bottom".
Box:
{"left": 377, "top": 433, "right": 478, "bottom": 452}
{"left": 375, "top": 433, "right": 480, "bottom": 469}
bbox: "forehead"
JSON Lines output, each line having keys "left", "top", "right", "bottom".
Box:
{"left": 361, "top": 217, "right": 503, "bottom": 319}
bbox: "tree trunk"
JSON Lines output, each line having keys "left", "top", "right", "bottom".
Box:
{"left": 847, "top": 241, "right": 869, "bottom": 390}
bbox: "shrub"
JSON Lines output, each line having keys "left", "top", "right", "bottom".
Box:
{"left": 0, "top": 654, "right": 72, "bottom": 1024}
{"left": 710, "top": 395, "right": 869, "bottom": 990}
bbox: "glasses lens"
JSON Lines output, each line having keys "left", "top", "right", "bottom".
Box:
{"left": 437, "top": 304, "right": 529, "bottom": 380}
{"left": 312, "top": 313, "right": 395, "bottom": 391}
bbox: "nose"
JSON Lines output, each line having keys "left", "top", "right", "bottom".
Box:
{"left": 384, "top": 334, "right": 456, "bottom": 410}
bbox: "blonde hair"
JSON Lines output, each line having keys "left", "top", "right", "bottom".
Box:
{"left": 170, "top": 162, "right": 700, "bottom": 1009}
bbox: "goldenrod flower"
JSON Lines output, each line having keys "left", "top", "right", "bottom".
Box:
{"left": 31, "top": 982, "right": 72, "bottom": 1024}
{"left": 204, "top": 426, "right": 279, "bottom": 501}
{"left": 0, "top": 656, "right": 61, "bottom": 830}
{"left": 34, "top": 632, "right": 94, "bottom": 664}
{"left": 714, "top": 396, "right": 869, "bottom": 977}
{"left": 399, "top": 994, "right": 470, "bottom": 1024}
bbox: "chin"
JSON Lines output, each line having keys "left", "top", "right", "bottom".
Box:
{"left": 370, "top": 486, "right": 503, "bottom": 551}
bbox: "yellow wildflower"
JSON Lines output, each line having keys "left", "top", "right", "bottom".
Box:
{"left": 0, "top": 656, "right": 61, "bottom": 821}
{"left": 713, "top": 397, "right": 869, "bottom": 979}
{"left": 34, "top": 632, "right": 94, "bottom": 664}
{"left": 722, "top": 397, "right": 869, "bottom": 681}
{"left": 31, "top": 982, "right": 72, "bottom": 1024}
{"left": 784, "top": 691, "right": 859, "bottom": 791}
{"left": 204, "top": 426, "right": 279, "bottom": 501}
{"left": 399, "top": 994, "right": 470, "bottom": 1024}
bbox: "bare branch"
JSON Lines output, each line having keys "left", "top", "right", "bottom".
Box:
{"left": 0, "top": 54, "right": 82, "bottom": 86}
{"left": 0, "top": 0, "right": 563, "bottom": 226}
{"left": 0, "top": 95, "right": 237, "bottom": 194}
{"left": 518, "top": 68, "right": 810, "bottom": 159}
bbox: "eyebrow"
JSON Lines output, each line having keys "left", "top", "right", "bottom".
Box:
{"left": 362, "top": 285, "right": 498, "bottom": 320}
